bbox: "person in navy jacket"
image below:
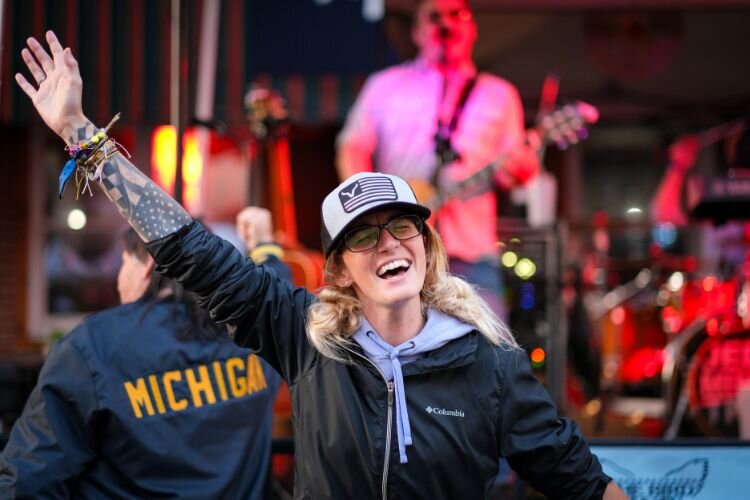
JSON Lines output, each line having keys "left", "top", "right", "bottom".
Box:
{"left": 0, "top": 227, "right": 283, "bottom": 499}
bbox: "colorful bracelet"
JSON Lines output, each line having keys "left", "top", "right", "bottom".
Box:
{"left": 59, "top": 113, "right": 125, "bottom": 199}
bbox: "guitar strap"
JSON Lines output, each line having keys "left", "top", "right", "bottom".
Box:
{"left": 433, "top": 73, "right": 479, "bottom": 186}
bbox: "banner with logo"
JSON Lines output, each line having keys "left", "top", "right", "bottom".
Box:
{"left": 590, "top": 441, "right": 750, "bottom": 500}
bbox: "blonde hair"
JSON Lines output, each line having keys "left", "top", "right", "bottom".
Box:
{"left": 306, "top": 222, "right": 519, "bottom": 360}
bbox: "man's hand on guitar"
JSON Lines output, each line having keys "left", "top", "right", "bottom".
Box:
{"left": 498, "top": 131, "right": 542, "bottom": 188}
{"left": 410, "top": 101, "right": 597, "bottom": 211}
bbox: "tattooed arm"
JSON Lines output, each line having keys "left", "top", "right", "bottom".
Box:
{"left": 66, "top": 120, "right": 191, "bottom": 241}
{"left": 15, "top": 30, "right": 191, "bottom": 242}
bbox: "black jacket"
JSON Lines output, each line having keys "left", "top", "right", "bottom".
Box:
{"left": 149, "top": 222, "right": 612, "bottom": 499}
{"left": 0, "top": 296, "right": 281, "bottom": 499}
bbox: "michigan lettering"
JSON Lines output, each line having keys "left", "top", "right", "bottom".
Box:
{"left": 123, "top": 354, "right": 269, "bottom": 418}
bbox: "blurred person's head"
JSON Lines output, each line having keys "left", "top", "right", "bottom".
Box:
{"left": 118, "top": 229, "right": 155, "bottom": 304}
{"left": 118, "top": 228, "right": 227, "bottom": 341}
{"left": 412, "top": 0, "right": 477, "bottom": 70}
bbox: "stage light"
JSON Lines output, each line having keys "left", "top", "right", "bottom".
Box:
{"left": 610, "top": 306, "right": 626, "bottom": 326}
{"left": 501, "top": 251, "right": 518, "bottom": 268}
{"left": 151, "top": 126, "right": 204, "bottom": 214}
{"left": 67, "top": 209, "right": 87, "bottom": 230}
{"left": 667, "top": 272, "right": 685, "bottom": 292}
{"left": 181, "top": 130, "right": 203, "bottom": 214}
{"left": 706, "top": 318, "right": 719, "bottom": 336}
{"left": 584, "top": 398, "right": 601, "bottom": 416}
{"left": 520, "top": 293, "right": 535, "bottom": 310}
{"left": 152, "top": 126, "right": 176, "bottom": 196}
{"left": 514, "top": 258, "right": 536, "bottom": 279}
{"left": 530, "top": 347, "right": 546, "bottom": 369}
{"left": 652, "top": 222, "right": 678, "bottom": 247}
{"left": 520, "top": 282, "right": 535, "bottom": 311}
{"left": 702, "top": 276, "right": 718, "bottom": 293}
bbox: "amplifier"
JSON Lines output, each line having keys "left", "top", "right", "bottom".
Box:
{"left": 687, "top": 170, "right": 750, "bottom": 221}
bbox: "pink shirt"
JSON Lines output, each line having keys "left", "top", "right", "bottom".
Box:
{"left": 337, "top": 60, "right": 526, "bottom": 262}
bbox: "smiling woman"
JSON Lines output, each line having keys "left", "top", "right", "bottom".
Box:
{"left": 13, "top": 30, "right": 626, "bottom": 499}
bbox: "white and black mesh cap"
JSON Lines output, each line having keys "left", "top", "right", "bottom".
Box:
{"left": 321, "top": 172, "right": 431, "bottom": 257}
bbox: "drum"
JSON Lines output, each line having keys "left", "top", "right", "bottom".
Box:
{"left": 661, "top": 276, "right": 738, "bottom": 334}
{"left": 597, "top": 288, "right": 668, "bottom": 392}
{"left": 662, "top": 307, "right": 750, "bottom": 437}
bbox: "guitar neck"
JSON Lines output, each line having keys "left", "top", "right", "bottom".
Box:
{"left": 421, "top": 101, "right": 596, "bottom": 212}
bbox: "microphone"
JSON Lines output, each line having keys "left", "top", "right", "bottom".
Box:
{"left": 436, "top": 23, "right": 451, "bottom": 66}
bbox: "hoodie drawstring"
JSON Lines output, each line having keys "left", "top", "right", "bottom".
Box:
{"left": 366, "top": 331, "right": 414, "bottom": 463}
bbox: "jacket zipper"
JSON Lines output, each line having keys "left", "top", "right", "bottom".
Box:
{"left": 342, "top": 346, "right": 394, "bottom": 499}
{"left": 382, "top": 381, "right": 394, "bottom": 500}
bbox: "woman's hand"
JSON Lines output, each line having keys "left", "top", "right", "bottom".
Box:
{"left": 14, "top": 30, "right": 88, "bottom": 142}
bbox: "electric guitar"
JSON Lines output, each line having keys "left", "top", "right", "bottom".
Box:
{"left": 409, "top": 101, "right": 600, "bottom": 212}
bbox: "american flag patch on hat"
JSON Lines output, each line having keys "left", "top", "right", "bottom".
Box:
{"left": 338, "top": 176, "right": 398, "bottom": 213}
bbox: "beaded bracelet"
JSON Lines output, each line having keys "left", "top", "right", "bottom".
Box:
{"left": 59, "top": 113, "right": 125, "bottom": 199}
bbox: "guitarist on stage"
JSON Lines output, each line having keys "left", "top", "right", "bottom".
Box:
{"left": 336, "top": 0, "right": 540, "bottom": 320}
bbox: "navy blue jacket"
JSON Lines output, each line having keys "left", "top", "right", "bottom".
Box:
{"left": 145, "top": 221, "right": 612, "bottom": 499}
{"left": 0, "top": 294, "right": 281, "bottom": 499}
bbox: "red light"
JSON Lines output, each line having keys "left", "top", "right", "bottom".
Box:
{"left": 703, "top": 276, "right": 718, "bottom": 293}
{"left": 684, "top": 257, "right": 697, "bottom": 273}
{"left": 643, "top": 362, "right": 657, "bottom": 378}
{"left": 592, "top": 210, "right": 608, "bottom": 228}
{"left": 610, "top": 306, "right": 626, "bottom": 326}
{"left": 661, "top": 306, "right": 683, "bottom": 334}
{"left": 706, "top": 318, "right": 719, "bottom": 336}
{"left": 530, "top": 347, "right": 546, "bottom": 364}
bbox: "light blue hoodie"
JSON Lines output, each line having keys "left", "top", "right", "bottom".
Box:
{"left": 353, "top": 308, "right": 475, "bottom": 463}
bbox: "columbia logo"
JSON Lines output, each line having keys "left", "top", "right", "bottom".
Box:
{"left": 425, "top": 406, "right": 465, "bottom": 418}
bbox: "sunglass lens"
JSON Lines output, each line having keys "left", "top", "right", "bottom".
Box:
{"left": 387, "top": 216, "right": 421, "bottom": 238}
{"left": 346, "top": 227, "right": 379, "bottom": 252}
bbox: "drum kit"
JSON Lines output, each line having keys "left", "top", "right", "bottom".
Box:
{"left": 591, "top": 254, "right": 750, "bottom": 439}
{"left": 583, "top": 117, "right": 750, "bottom": 439}
{"left": 661, "top": 259, "right": 750, "bottom": 438}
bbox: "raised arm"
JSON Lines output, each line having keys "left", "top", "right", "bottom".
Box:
{"left": 15, "top": 31, "right": 191, "bottom": 242}
{"left": 650, "top": 135, "right": 700, "bottom": 226}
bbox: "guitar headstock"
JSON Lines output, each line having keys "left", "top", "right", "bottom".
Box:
{"left": 536, "top": 101, "right": 599, "bottom": 150}
{"left": 244, "top": 85, "right": 290, "bottom": 141}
